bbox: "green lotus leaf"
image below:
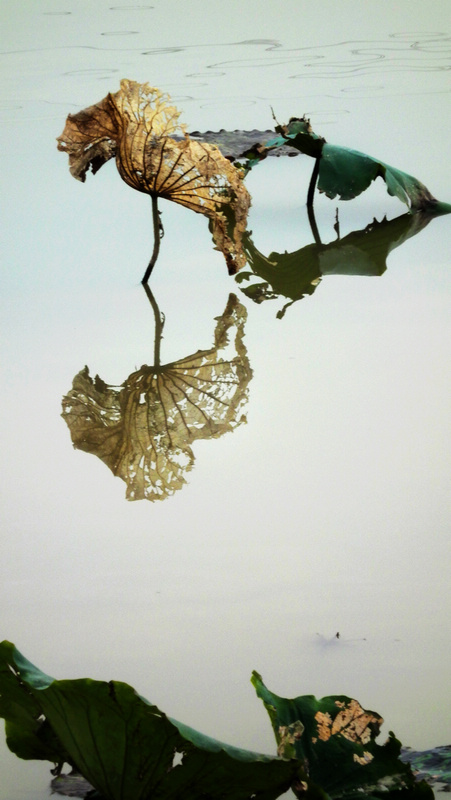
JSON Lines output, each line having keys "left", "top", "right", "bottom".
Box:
{"left": 0, "top": 640, "right": 69, "bottom": 767}
{"left": 0, "top": 642, "right": 438, "bottom": 800}
{"left": 251, "top": 670, "right": 433, "bottom": 800}
{"left": 264, "top": 117, "right": 325, "bottom": 160}
{"left": 0, "top": 642, "right": 300, "bottom": 800}
{"left": 227, "top": 116, "right": 448, "bottom": 212}
{"left": 318, "top": 143, "right": 438, "bottom": 210}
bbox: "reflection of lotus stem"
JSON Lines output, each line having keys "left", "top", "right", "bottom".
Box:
{"left": 141, "top": 194, "right": 163, "bottom": 284}
{"left": 307, "top": 203, "right": 322, "bottom": 246}
{"left": 307, "top": 155, "right": 321, "bottom": 209}
{"left": 143, "top": 283, "right": 164, "bottom": 367}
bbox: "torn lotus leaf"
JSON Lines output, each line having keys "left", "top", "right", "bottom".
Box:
{"left": 314, "top": 701, "right": 382, "bottom": 746}
{"left": 251, "top": 671, "right": 430, "bottom": 800}
{"left": 57, "top": 79, "right": 251, "bottom": 276}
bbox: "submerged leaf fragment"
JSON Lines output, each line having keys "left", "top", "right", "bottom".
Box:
{"left": 57, "top": 79, "right": 251, "bottom": 274}
{"left": 187, "top": 128, "right": 303, "bottom": 160}
{"left": 400, "top": 746, "right": 451, "bottom": 786}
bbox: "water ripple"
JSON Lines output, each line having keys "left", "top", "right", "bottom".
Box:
{"left": 204, "top": 33, "right": 451, "bottom": 80}
{"left": 101, "top": 31, "right": 140, "bottom": 36}
{"left": 1, "top": 31, "right": 449, "bottom": 125}
{"left": 63, "top": 68, "right": 120, "bottom": 76}
{"left": 187, "top": 71, "right": 227, "bottom": 78}
{"left": 142, "top": 47, "right": 187, "bottom": 55}
{"left": 200, "top": 99, "right": 259, "bottom": 108}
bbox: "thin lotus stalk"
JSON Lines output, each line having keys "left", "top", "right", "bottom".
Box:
{"left": 142, "top": 194, "right": 163, "bottom": 284}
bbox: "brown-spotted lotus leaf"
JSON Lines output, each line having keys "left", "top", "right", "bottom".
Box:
{"left": 314, "top": 699, "right": 382, "bottom": 745}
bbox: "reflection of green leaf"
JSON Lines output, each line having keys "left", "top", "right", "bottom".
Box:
{"left": 0, "top": 642, "right": 299, "bottom": 800}
{"left": 252, "top": 671, "right": 433, "bottom": 800}
{"left": 61, "top": 293, "right": 252, "bottom": 501}
{"left": 237, "top": 211, "right": 446, "bottom": 317}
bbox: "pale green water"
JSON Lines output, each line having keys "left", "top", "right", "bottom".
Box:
{"left": 1, "top": 2, "right": 450, "bottom": 798}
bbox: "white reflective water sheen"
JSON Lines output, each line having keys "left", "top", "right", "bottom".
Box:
{"left": 1, "top": 1, "right": 450, "bottom": 798}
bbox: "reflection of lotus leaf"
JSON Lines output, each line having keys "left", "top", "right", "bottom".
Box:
{"left": 62, "top": 294, "right": 252, "bottom": 501}
{"left": 236, "top": 211, "right": 440, "bottom": 317}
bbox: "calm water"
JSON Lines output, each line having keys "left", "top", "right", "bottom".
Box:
{"left": 1, "top": 2, "right": 450, "bottom": 798}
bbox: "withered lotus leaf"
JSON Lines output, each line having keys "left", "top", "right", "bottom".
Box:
{"left": 61, "top": 294, "right": 252, "bottom": 501}
{"left": 57, "top": 79, "right": 250, "bottom": 274}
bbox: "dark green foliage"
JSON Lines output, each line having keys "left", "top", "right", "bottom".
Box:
{"left": 252, "top": 671, "right": 434, "bottom": 800}
{"left": 0, "top": 640, "right": 70, "bottom": 768}
{"left": 0, "top": 642, "right": 438, "bottom": 800}
{"left": 253, "top": 118, "right": 442, "bottom": 211}
{"left": 0, "top": 642, "right": 299, "bottom": 800}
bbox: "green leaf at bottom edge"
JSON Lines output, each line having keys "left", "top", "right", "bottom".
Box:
{"left": 0, "top": 642, "right": 300, "bottom": 800}
{"left": 251, "top": 671, "right": 434, "bottom": 800}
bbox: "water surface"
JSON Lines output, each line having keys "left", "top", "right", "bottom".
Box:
{"left": 1, "top": 2, "right": 450, "bottom": 798}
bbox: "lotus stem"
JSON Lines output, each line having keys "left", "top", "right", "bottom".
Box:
{"left": 142, "top": 194, "right": 163, "bottom": 284}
